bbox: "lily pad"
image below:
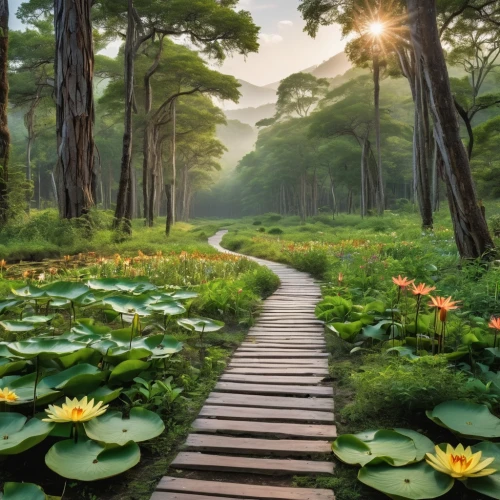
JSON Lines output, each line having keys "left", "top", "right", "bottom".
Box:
{"left": 0, "top": 300, "right": 22, "bottom": 314}
{"left": 7, "top": 339, "right": 87, "bottom": 360}
{"left": 147, "top": 301, "right": 186, "bottom": 316}
{"left": 0, "top": 358, "right": 27, "bottom": 377}
{"left": 0, "top": 413, "right": 54, "bottom": 455}
{"left": 0, "top": 373, "right": 61, "bottom": 406}
{"left": 11, "top": 285, "right": 46, "bottom": 298}
{"left": 0, "top": 321, "right": 39, "bottom": 333}
{"left": 332, "top": 430, "right": 417, "bottom": 467}
{"left": 358, "top": 462, "right": 454, "bottom": 499}
{"left": 45, "top": 439, "right": 140, "bottom": 481}
{"left": 149, "top": 335, "right": 183, "bottom": 358}
{"left": 393, "top": 428, "right": 435, "bottom": 461}
{"left": 1, "top": 482, "right": 46, "bottom": 500}
{"left": 109, "top": 360, "right": 151, "bottom": 384}
{"left": 102, "top": 295, "right": 153, "bottom": 317}
{"left": 170, "top": 290, "right": 198, "bottom": 300}
{"left": 177, "top": 317, "right": 224, "bottom": 333}
{"left": 71, "top": 322, "right": 111, "bottom": 337}
{"left": 464, "top": 441, "right": 500, "bottom": 499}
{"left": 88, "top": 386, "right": 123, "bottom": 405}
{"left": 84, "top": 407, "right": 164, "bottom": 445}
{"left": 87, "top": 278, "right": 156, "bottom": 294}
{"left": 38, "top": 364, "right": 108, "bottom": 396}
{"left": 42, "top": 282, "right": 90, "bottom": 301}
{"left": 426, "top": 400, "right": 500, "bottom": 439}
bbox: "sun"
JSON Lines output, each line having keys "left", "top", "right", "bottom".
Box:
{"left": 369, "top": 22, "right": 384, "bottom": 36}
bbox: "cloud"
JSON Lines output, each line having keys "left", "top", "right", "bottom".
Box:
{"left": 259, "top": 33, "right": 284, "bottom": 44}
{"left": 278, "top": 20, "right": 294, "bottom": 28}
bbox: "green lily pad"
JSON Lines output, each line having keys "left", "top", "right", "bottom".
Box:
{"left": 109, "top": 360, "right": 151, "bottom": 385}
{"left": 87, "top": 278, "right": 156, "bottom": 294}
{"left": 149, "top": 335, "right": 183, "bottom": 358}
{"left": 45, "top": 439, "right": 140, "bottom": 481}
{"left": 38, "top": 364, "right": 109, "bottom": 396}
{"left": 426, "top": 400, "right": 500, "bottom": 439}
{"left": 362, "top": 320, "right": 392, "bottom": 341}
{"left": 102, "top": 296, "right": 153, "bottom": 317}
{"left": 358, "top": 462, "right": 454, "bottom": 499}
{"left": 7, "top": 339, "right": 87, "bottom": 360}
{"left": 1, "top": 482, "right": 46, "bottom": 500}
{"left": 87, "top": 386, "right": 123, "bottom": 405}
{"left": 393, "top": 429, "right": 435, "bottom": 461}
{"left": 170, "top": 290, "right": 198, "bottom": 300}
{"left": 0, "top": 413, "right": 54, "bottom": 455}
{"left": 332, "top": 431, "right": 417, "bottom": 467}
{"left": 57, "top": 348, "right": 99, "bottom": 369}
{"left": 0, "top": 373, "right": 61, "bottom": 406}
{"left": 0, "top": 321, "right": 39, "bottom": 333}
{"left": 0, "top": 358, "right": 27, "bottom": 377}
{"left": 42, "top": 282, "right": 90, "bottom": 301}
{"left": 464, "top": 441, "right": 500, "bottom": 499}
{"left": 177, "top": 317, "right": 224, "bottom": 333}
{"left": 11, "top": 285, "right": 46, "bottom": 298}
{"left": 84, "top": 407, "right": 164, "bottom": 445}
{"left": 0, "top": 300, "right": 22, "bottom": 314}
{"left": 71, "top": 322, "right": 111, "bottom": 337}
{"left": 147, "top": 301, "right": 186, "bottom": 316}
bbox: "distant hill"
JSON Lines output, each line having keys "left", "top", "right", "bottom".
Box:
{"left": 225, "top": 103, "right": 276, "bottom": 127}
{"left": 224, "top": 80, "right": 277, "bottom": 111}
{"left": 216, "top": 119, "right": 258, "bottom": 170}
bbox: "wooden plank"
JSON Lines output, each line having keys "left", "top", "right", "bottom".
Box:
{"left": 184, "top": 434, "right": 332, "bottom": 456}
{"left": 193, "top": 419, "right": 337, "bottom": 439}
{"left": 237, "top": 347, "right": 324, "bottom": 352}
{"left": 215, "top": 382, "right": 333, "bottom": 397}
{"left": 233, "top": 352, "right": 328, "bottom": 358}
{"left": 171, "top": 452, "right": 334, "bottom": 476}
{"left": 199, "top": 405, "right": 333, "bottom": 423}
{"left": 240, "top": 344, "right": 325, "bottom": 350}
{"left": 245, "top": 340, "right": 326, "bottom": 345}
{"left": 151, "top": 493, "right": 245, "bottom": 500}
{"left": 227, "top": 367, "right": 329, "bottom": 376}
{"left": 229, "top": 358, "right": 328, "bottom": 365}
{"left": 156, "top": 477, "right": 336, "bottom": 500}
{"left": 220, "top": 374, "right": 325, "bottom": 385}
{"left": 229, "top": 362, "right": 328, "bottom": 369}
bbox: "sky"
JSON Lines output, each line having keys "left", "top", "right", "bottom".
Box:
{"left": 10, "top": 0, "right": 346, "bottom": 87}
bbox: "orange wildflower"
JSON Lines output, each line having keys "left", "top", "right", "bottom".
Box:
{"left": 49, "top": 267, "right": 58, "bottom": 275}
{"left": 392, "top": 275, "right": 414, "bottom": 288}
{"left": 338, "top": 272, "right": 344, "bottom": 283}
{"left": 64, "top": 255, "right": 71, "bottom": 262}
{"left": 488, "top": 317, "right": 500, "bottom": 330}
{"left": 429, "top": 296, "right": 461, "bottom": 322}
{"left": 411, "top": 283, "right": 436, "bottom": 297}
{"left": 0, "top": 259, "right": 6, "bottom": 269}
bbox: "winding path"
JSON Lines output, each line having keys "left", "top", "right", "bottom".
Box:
{"left": 152, "top": 231, "right": 336, "bottom": 500}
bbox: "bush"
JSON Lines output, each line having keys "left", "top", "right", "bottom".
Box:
{"left": 265, "top": 213, "right": 282, "bottom": 223}
{"left": 258, "top": 227, "right": 266, "bottom": 233}
{"left": 489, "top": 215, "right": 500, "bottom": 237}
{"left": 252, "top": 220, "right": 262, "bottom": 226}
{"left": 242, "top": 266, "right": 280, "bottom": 298}
{"left": 268, "top": 227, "right": 284, "bottom": 235}
{"left": 342, "top": 355, "right": 473, "bottom": 423}
{"left": 288, "top": 248, "right": 329, "bottom": 278}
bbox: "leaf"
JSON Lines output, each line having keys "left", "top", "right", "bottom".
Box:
{"left": 362, "top": 320, "right": 392, "bottom": 340}
{"left": 7, "top": 339, "right": 87, "bottom": 360}
{"left": 84, "top": 407, "right": 164, "bottom": 445}
{"left": 147, "top": 301, "right": 186, "bottom": 316}
{"left": 328, "top": 321, "right": 363, "bottom": 342}
{"left": 109, "top": 360, "right": 151, "bottom": 385}
{"left": 87, "top": 386, "right": 123, "bottom": 405}
{"left": 42, "top": 282, "right": 90, "bottom": 301}
{"left": 87, "top": 278, "right": 156, "bottom": 294}
{"left": 38, "top": 364, "right": 108, "bottom": 396}
{"left": 0, "top": 300, "right": 22, "bottom": 314}
{"left": 0, "top": 373, "right": 61, "bottom": 406}
{"left": 393, "top": 429, "right": 435, "bottom": 461}
{"left": 358, "top": 462, "right": 454, "bottom": 499}
{"left": 177, "top": 317, "right": 224, "bottom": 333}
{"left": 426, "top": 400, "right": 500, "bottom": 439}
{"left": 0, "top": 358, "right": 27, "bottom": 377}
{"left": 45, "top": 439, "right": 140, "bottom": 481}
{"left": 464, "top": 442, "right": 500, "bottom": 499}
{"left": 1, "top": 482, "right": 46, "bottom": 500}
{"left": 102, "top": 295, "right": 153, "bottom": 317}
{"left": 0, "top": 413, "right": 54, "bottom": 455}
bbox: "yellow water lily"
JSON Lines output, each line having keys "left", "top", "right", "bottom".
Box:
{"left": 43, "top": 396, "right": 108, "bottom": 423}
{"left": 426, "top": 444, "right": 497, "bottom": 479}
{"left": 0, "top": 387, "right": 19, "bottom": 402}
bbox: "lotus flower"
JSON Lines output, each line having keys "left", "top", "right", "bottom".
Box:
{"left": 43, "top": 396, "right": 108, "bottom": 423}
{"left": 0, "top": 387, "right": 19, "bottom": 402}
{"left": 426, "top": 444, "right": 496, "bottom": 479}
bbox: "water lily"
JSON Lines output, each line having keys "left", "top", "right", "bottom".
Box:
{"left": 426, "top": 444, "right": 496, "bottom": 479}
{"left": 43, "top": 396, "right": 108, "bottom": 423}
{"left": 0, "top": 387, "right": 19, "bottom": 402}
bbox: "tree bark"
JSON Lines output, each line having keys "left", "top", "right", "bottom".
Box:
{"left": 454, "top": 98, "right": 474, "bottom": 159}
{"left": 407, "top": 0, "right": 494, "bottom": 258}
{"left": 165, "top": 183, "right": 173, "bottom": 236}
{"left": 54, "top": 0, "right": 96, "bottom": 219}
{"left": 373, "top": 50, "right": 385, "bottom": 215}
{"left": 0, "top": 0, "right": 9, "bottom": 226}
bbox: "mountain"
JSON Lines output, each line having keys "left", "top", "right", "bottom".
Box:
{"left": 217, "top": 119, "right": 258, "bottom": 170}
{"left": 223, "top": 79, "right": 277, "bottom": 111}
{"left": 225, "top": 103, "right": 276, "bottom": 127}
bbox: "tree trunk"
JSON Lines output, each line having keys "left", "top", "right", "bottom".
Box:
{"left": 54, "top": 0, "right": 95, "bottom": 219}
{"left": 454, "top": 99, "right": 474, "bottom": 159}
{"left": 407, "top": 0, "right": 494, "bottom": 258}
{"left": 0, "top": 0, "right": 9, "bottom": 226}
{"left": 373, "top": 50, "right": 385, "bottom": 215}
{"left": 165, "top": 183, "right": 173, "bottom": 236}
{"left": 113, "top": 0, "right": 136, "bottom": 233}
{"left": 431, "top": 140, "right": 440, "bottom": 212}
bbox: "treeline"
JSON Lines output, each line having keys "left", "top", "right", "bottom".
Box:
{"left": 0, "top": 0, "right": 259, "bottom": 234}
{"left": 197, "top": 0, "right": 499, "bottom": 259}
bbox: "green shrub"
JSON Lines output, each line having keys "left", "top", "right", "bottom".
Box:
{"left": 343, "top": 355, "right": 473, "bottom": 423}
{"left": 489, "top": 215, "right": 500, "bottom": 237}
{"left": 268, "top": 227, "right": 284, "bottom": 235}
{"left": 252, "top": 220, "right": 262, "bottom": 226}
{"left": 288, "top": 248, "right": 329, "bottom": 278}
{"left": 258, "top": 227, "right": 266, "bottom": 233}
{"left": 242, "top": 266, "right": 280, "bottom": 298}
{"left": 265, "top": 214, "right": 282, "bottom": 222}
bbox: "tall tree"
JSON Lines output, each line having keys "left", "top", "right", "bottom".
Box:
{"left": 406, "top": 0, "right": 495, "bottom": 258}
{"left": 54, "top": 0, "right": 96, "bottom": 218}
{"left": 0, "top": 0, "right": 9, "bottom": 225}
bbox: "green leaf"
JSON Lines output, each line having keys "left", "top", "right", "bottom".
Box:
{"left": 393, "top": 429, "right": 435, "bottom": 461}
{"left": 0, "top": 358, "right": 27, "bottom": 377}
{"left": 84, "top": 407, "right": 164, "bottom": 445}
{"left": 45, "top": 439, "right": 140, "bottom": 481}
{"left": 170, "top": 290, "right": 198, "bottom": 300}
{"left": 358, "top": 462, "right": 454, "bottom": 499}
{"left": 71, "top": 321, "right": 111, "bottom": 337}
{"left": 42, "top": 281, "right": 90, "bottom": 301}
{"left": 11, "top": 285, "right": 46, "bottom": 298}
{"left": 177, "top": 317, "right": 224, "bottom": 333}
{"left": 109, "top": 360, "right": 151, "bottom": 384}
{"left": 87, "top": 386, "right": 123, "bottom": 405}
{"left": 0, "top": 300, "right": 22, "bottom": 314}
{"left": 38, "top": 364, "right": 108, "bottom": 396}
{"left": 1, "top": 482, "right": 46, "bottom": 500}
{"left": 362, "top": 320, "right": 392, "bottom": 341}
{"left": 328, "top": 321, "right": 363, "bottom": 342}
{"left": 0, "top": 373, "right": 61, "bottom": 406}
{"left": 149, "top": 335, "right": 183, "bottom": 358}
{"left": 426, "top": 400, "right": 500, "bottom": 439}
{"left": 332, "top": 431, "right": 417, "bottom": 467}
{"left": 147, "top": 301, "right": 186, "bottom": 316}
{"left": 102, "top": 295, "right": 153, "bottom": 317}
{"left": 87, "top": 278, "right": 156, "bottom": 294}
{"left": 0, "top": 321, "right": 38, "bottom": 333}
{"left": 0, "top": 413, "right": 54, "bottom": 455}
{"left": 464, "top": 442, "right": 500, "bottom": 499}
{"left": 7, "top": 339, "right": 87, "bottom": 360}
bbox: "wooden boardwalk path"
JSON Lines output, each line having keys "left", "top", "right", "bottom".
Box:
{"left": 152, "top": 231, "right": 335, "bottom": 500}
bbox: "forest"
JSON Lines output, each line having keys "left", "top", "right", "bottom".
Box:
{"left": 0, "top": 1, "right": 500, "bottom": 500}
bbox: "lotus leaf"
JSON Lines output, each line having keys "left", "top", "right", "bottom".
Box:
{"left": 149, "top": 335, "right": 183, "bottom": 358}
{"left": 57, "top": 348, "right": 99, "bottom": 369}
{"left": 393, "top": 429, "right": 435, "bottom": 461}
{"left": 109, "top": 360, "right": 151, "bottom": 384}
{"left": 87, "top": 278, "right": 156, "bottom": 294}
{"left": 11, "top": 285, "right": 46, "bottom": 298}
{"left": 1, "top": 482, "right": 46, "bottom": 500}
{"left": 147, "top": 301, "right": 186, "bottom": 316}
{"left": 0, "top": 321, "right": 39, "bottom": 333}
{"left": 177, "top": 317, "right": 224, "bottom": 333}
{"left": 0, "top": 358, "right": 27, "bottom": 377}
{"left": 0, "top": 373, "right": 61, "bottom": 406}
{"left": 426, "top": 400, "right": 500, "bottom": 439}
{"left": 88, "top": 386, "right": 123, "bottom": 404}
{"left": 45, "top": 439, "right": 140, "bottom": 481}
{"left": 7, "top": 339, "right": 87, "bottom": 360}
{"left": 170, "top": 290, "right": 198, "bottom": 300}
{"left": 39, "top": 364, "right": 109, "bottom": 396}
{"left": 0, "top": 300, "right": 22, "bottom": 314}
{"left": 84, "top": 407, "right": 165, "bottom": 445}
{"left": 105, "top": 335, "right": 166, "bottom": 362}
{"left": 486, "top": 348, "right": 500, "bottom": 358}
{"left": 108, "top": 328, "right": 136, "bottom": 343}
{"left": 358, "top": 462, "right": 454, "bottom": 499}
{"left": 91, "top": 339, "right": 119, "bottom": 355}
{"left": 464, "top": 442, "right": 500, "bottom": 499}
{"left": 71, "top": 322, "right": 111, "bottom": 337}
{"left": 42, "top": 282, "right": 90, "bottom": 301}
{"left": 103, "top": 296, "right": 153, "bottom": 317}
{"left": 332, "top": 430, "right": 418, "bottom": 467}
{"left": 0, "top": 413, "right": 54, "bottom": 455}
